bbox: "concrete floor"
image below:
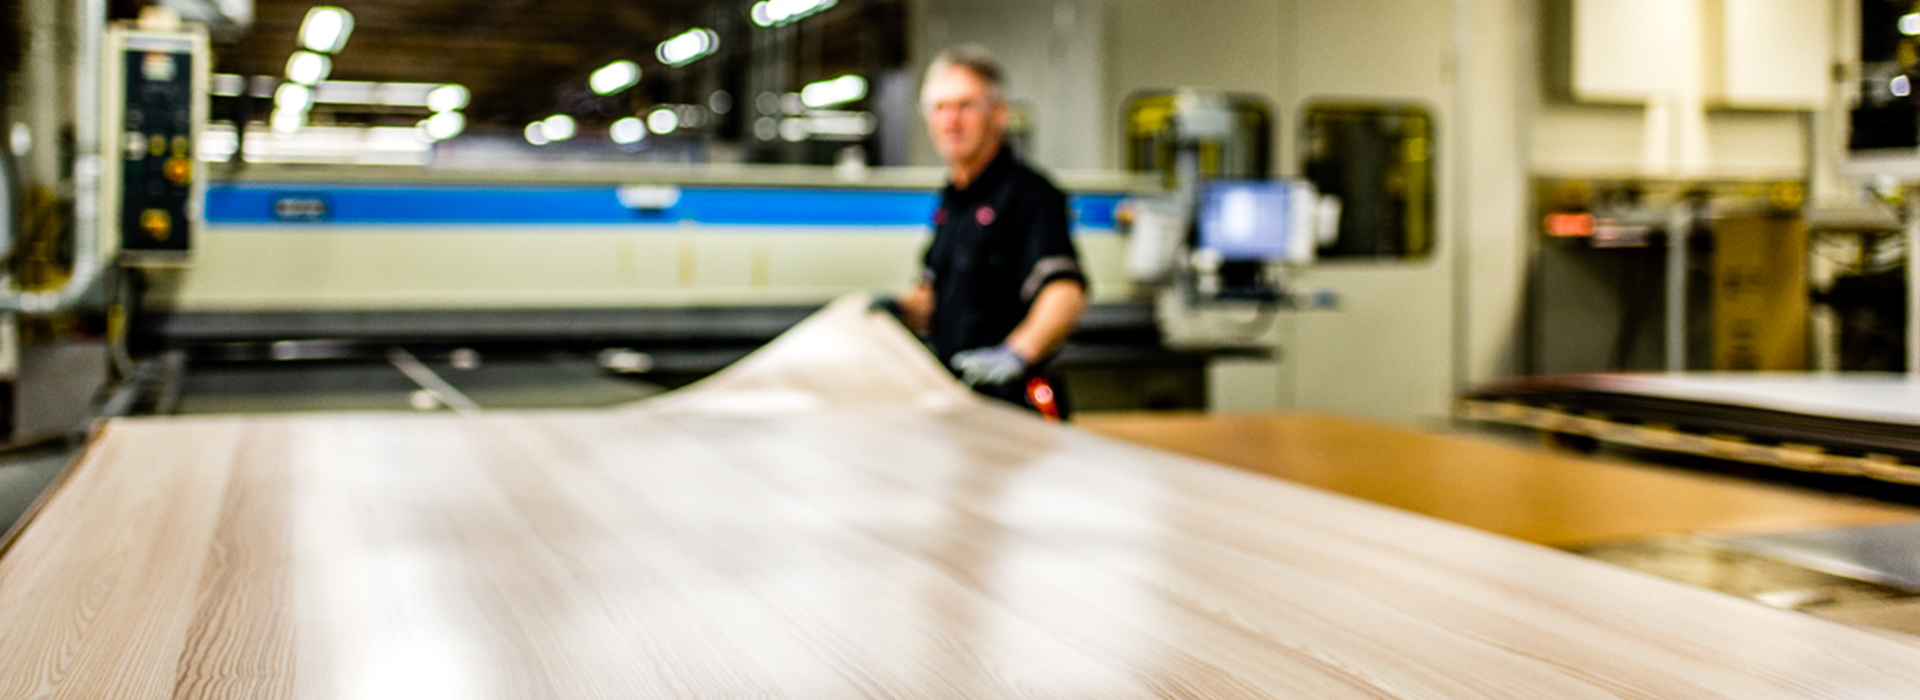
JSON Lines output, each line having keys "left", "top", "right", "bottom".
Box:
{"left": 0, "top": 444, "right": 76, "bottom": 537}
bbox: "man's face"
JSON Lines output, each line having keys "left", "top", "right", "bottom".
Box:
{"left": 922, "top": 66, "right": 1007, "bottom": 168}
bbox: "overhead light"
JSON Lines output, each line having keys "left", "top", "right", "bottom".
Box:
{"left": 656, "top": 29, "right": 719, "bottom": 67}
{"left": 751, "top": 0, "right": 837, "bottom": 27}
{"left": 677, "top": 104, "right": 707, "bottom": 129}
{"left": 610, "top": 116, "right": 647, "bottom": 145}
{"left": 270, "top": 108, "right": 307, "bottom": 135}
{"left": 802, "top": 110, "right": 878, "bottom": 140}
{"left": 648, "top": 108, "right": 679, "bottom": 134}
{"left": 202, "top": 123, "right": 432, "bottom": 165}
{"left": 286, "top": 51, "right": 331, "bottom": 86}
{"left": 542, "top": 114, "right": 577, "bottom": 142}
{"left": 426, "top": 84, "right": 470, "bottom": 113}
{"left": 420, "top": 112, "right": 465, "bottom": 141}
{"left": 800, "top": 74, "right": 866, "bottom": 108}
{"left": 274, "top": 83, "right": 315, "bottom": 113}
{"left": 308, "top": 81, "right": 446, "bottom": 108}
{"left": 524, "top": 121, "right": 551, "bottom": 146}
{"left": 300, "top": 6, "right": 354, "bottom": 53}
{"left": 779, "top": 117, "right": 808, "bottom": 142}
{"left": 1903, "top": 13, "right": 1920, "bottom": 36}
{"left": 590, "top": 60, "right": 642, "bottom": 95}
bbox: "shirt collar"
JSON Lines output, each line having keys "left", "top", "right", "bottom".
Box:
{"left": 945, "top": 144, "right": 1016, "bottom": 198}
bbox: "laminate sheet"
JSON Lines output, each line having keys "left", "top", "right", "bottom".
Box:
{"left": 9, "top": 296, "right": 1920, "bottom": 698}
{"left": 1464, "top": 372, "right": 1920, "bottom": 475}
{"left": 1545, "top": 373, "right": 1920, "bottom": 426}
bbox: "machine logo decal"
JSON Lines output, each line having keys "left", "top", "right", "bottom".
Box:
{"left": 272, "top": 195, "right": 332, "bottom": 222}
{"left": 975, "top": 206, "right": 994, "bottom": 226}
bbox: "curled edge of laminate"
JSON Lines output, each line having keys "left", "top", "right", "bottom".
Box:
{"left": 634, "top": 292, "right": 983, "bottom": 415}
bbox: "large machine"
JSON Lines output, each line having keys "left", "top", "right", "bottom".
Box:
{"left": 0, "top": 5, "right": 212, "bottom": 446}
{"left": 1118, "top": 89, "right": 1335, "bottom": 351}
{"left": 0, "top": 1, "right": 1349, "bottom": 437}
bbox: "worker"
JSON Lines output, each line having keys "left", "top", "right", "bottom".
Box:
{"left": 879, "top": 44, "right": 1088, "bottom": 418}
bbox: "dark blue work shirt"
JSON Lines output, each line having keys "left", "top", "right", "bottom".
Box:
{"left": 921, "top": 146, "right": 1086, "bottom": 369}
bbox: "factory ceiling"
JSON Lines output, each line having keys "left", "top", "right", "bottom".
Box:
{"left": 209, "top": 0, "right": 906, "bottom": 132}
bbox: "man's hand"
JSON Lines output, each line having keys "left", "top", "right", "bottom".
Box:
{"left": 950, "top": 344, "right": 1027, "bottom": 386}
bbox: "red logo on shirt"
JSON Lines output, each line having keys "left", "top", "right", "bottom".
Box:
{"left": 975, "top": 206, "right": 995, "bottom": 226}
{"left": 933, "top": 208, "right": 947, "bottom": 226}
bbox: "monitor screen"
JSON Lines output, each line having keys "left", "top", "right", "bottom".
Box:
{"left": 1198, "top": 180, "right": 1293, "bottom": 262}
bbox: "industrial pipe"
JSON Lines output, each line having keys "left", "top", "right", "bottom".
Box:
{"left": 0, "top": 0, "right": 106, "bottom": 315}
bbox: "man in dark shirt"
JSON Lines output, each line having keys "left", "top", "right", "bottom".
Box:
{"left": 888, "top": 45, "right": 1088, "bottom": 417}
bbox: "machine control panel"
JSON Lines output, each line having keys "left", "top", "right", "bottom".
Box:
{"left": 103, "top": 26, "right": 207, "bottom": 265}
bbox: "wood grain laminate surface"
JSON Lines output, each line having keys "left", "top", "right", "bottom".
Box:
{"left": 8, "top": 295, "right": 1920, "bottom": 698}
{"left": 1076, "top": 413, "right": 1920, "bottom": 547}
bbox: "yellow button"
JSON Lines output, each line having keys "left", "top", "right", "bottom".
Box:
{"left": 172, "top": 136, "right": 189, "bottom": 157}
{"left": 141, "top": 209, "right": 172, "bottom": 241}
{"left": 164, "top": 157, "right": 192, "bottom": 185}
{"left": 149, "top": 135, "right": 166, "bottom": 159}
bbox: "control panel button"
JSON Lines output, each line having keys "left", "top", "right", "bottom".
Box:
{"left": 140, "top": 209, "right": 172, "bottom": 241}
{"left": 163, "top": 157, "right": 192, "bottom": 185}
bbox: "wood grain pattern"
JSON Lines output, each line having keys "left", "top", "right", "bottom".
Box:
{"left": 7, "top": 294, "right": 1920, "bottom": 698}
{"left": 1077, "top": 412, "right": 1920, "bottom": 547}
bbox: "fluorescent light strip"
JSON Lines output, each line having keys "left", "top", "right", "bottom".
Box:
{"left": 590, "top": 61, "right": 641, "bottom": 96}
{"left": 201, "top": 123, "right": 431, "bottom": 166}
{"left": 800, "top": 74, "right": 866, "bottom": 108}
{"left": 657, "top": 29, "right": 718, "bottom": 67}
{"left": 300, "top": 6, "right": 355, "bottom": 53}
{"left": 751, "top": 0, "right": 837, "bottom": 27}
{"left": 311, "top": 81, "right": 439, "bottom": 108}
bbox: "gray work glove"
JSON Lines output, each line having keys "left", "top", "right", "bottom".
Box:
{"left": 950, "top": 344, "right": 1027, "bottom": 386}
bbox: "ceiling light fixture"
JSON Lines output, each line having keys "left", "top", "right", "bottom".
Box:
{"left": 543, "top": 114, "right": 577, "bottom": 142}
{"left": 299, "top": 6, "right": 355, "bottom": 53}
{"left": 800, "top": 74, "right": 867, "bottom": 109}
{"left": 648, "top": 108, "right": 679, "bottom": 134}
{"left": 426, "top": 84, "right": 470, "bottom": 113}
{"left": 274, "top": 82, "right": 315, "bottom": 113}
{"left": 750, "top": 0, "right": 837, "bottom": 28}
{"left": 657, "top": 29, "right": 719, "bottom": 67}
{"left": 270, "top": 107, "right": 307, "bottom": 136}
{"left": 420, "top": 112, "right": 466, "bottom": 141}
{"left": 610, "top": 117, "right": 647, "bottom": 145}
{"left": 590, "top": 60, "right": 642, "bottom": 96}
{"left": 286, "top": 51, "right": 331, "bottom": 86}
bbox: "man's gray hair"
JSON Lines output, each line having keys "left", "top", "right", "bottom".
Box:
{"left": 924, "top": 44, "right": 1006, "bottom": 102}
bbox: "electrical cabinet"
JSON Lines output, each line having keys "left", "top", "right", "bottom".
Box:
{"left": 101, "top": 24, "right": 208, "bottom": 265}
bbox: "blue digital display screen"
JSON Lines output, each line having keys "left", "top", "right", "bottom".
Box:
{"left": 1198, "top": 180, "right": 1292, "bottom": 261}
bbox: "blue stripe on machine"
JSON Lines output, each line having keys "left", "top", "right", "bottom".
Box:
{"left": 206, "top": 183, "right": 1126, "bottom": 232}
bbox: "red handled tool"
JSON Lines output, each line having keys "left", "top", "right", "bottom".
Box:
{"left": 1025, "top": 377, "right": 1061, "bottom": 422}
